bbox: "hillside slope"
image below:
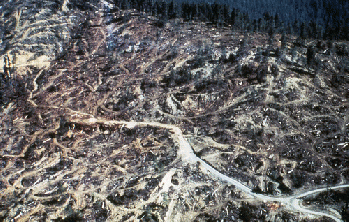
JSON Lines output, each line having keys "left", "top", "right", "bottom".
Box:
{"left": 1, "top": 1, "right": 349, "bottom": 221}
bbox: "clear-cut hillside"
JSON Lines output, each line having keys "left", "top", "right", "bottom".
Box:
{"left": 1, "top": 1, "right": 349, "bottom": 221}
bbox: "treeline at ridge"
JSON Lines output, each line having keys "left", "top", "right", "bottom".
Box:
{"left": 108, "top": 0, "right": 349, "bottom": 40}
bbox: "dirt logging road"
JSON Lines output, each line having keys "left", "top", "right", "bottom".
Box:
{"left": 70, "top": 114, "right": 349, "bottom": 222}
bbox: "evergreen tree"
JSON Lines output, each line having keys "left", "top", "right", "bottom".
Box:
{"left": 307, "top": 46, "right": 316, "bottom": 66}
{"left": 281, "top": 32, "right": 287, "bottom": 50}
{"left": 300, "top": 22, "right": 307, "bottom": 39}
{"left": 168, "top": 1, "right": 177, "bottom": 19}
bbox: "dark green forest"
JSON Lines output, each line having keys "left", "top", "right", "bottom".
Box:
{"left": 106, "top": 0, "right": 349, "bottom": 40}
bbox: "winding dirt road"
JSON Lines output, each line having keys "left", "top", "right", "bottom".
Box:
{"left": 69, "top": 114, "right": 349, "bottom": 222}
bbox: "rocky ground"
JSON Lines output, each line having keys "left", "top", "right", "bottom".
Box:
{"left": 1, "top": 0, "right": 349, "bottom": 221}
